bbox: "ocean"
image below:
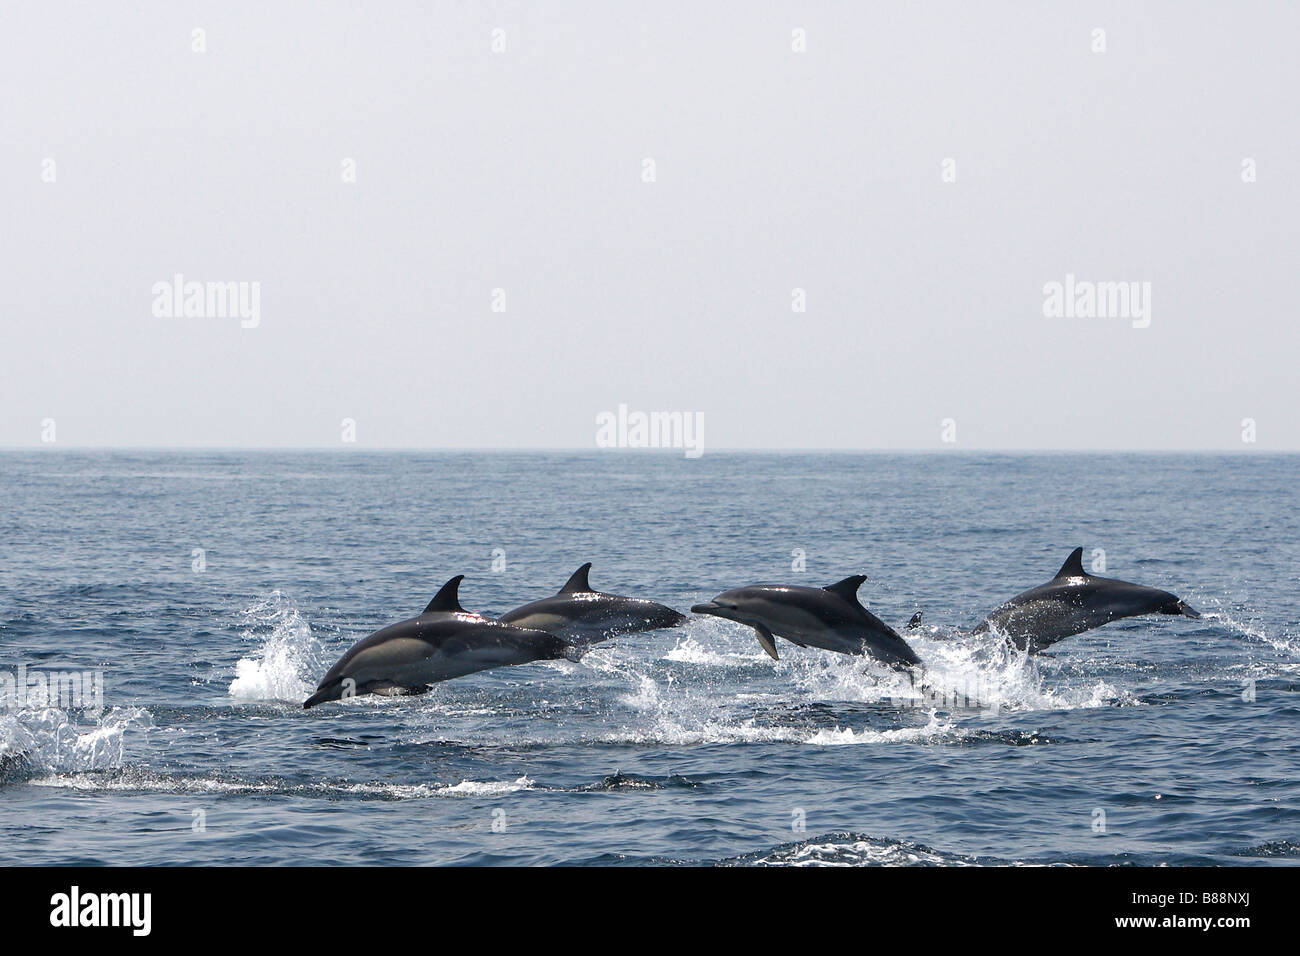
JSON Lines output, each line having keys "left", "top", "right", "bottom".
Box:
{"left": 1, "top": 451, "right": 1296, "bottom": 865}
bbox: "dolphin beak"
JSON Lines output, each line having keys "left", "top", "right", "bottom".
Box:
{"left": 691, "top": 602, "right": 721, "bottom": 616}
{"left": 1179, "top": 601, "right": 1201, "bottom": 619}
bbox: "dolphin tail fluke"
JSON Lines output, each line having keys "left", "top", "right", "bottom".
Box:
{"left": 891, "top": 640, "right": 923, "bottom": 670}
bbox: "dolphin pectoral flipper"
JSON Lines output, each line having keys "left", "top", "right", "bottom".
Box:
{"left": 752, "top": 622, "right": 780, "bottom": 661}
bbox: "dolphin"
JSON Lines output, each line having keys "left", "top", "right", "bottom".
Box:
{"left": 497, "top": 563, "right": 687, "bottom": 645}
{"left": 691, "top": 575, "right": 922, "bottom": 669}
{"left": 303, "top": 575, "right": 574, "bottom": 709}
{"left": 973, "top": 548, "right": 1200, "bottom": 653}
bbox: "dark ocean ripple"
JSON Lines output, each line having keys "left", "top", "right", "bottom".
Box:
{"left": 1, "top": 451, "right": 1297, "bottom": 865}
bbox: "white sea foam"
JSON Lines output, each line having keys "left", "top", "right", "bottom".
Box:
{"left": 28, "top": 772, "right": 279, "bottom": 794}
{"left": 436, "top": 775, "right": 534, "bottom": 797}
{"left": 747, "top": 834, "right": 980, "bottom": 866}
{"left": 28, "top": 770, "right": 534, "bottom": 799}
{"left": 806, "top": 711, "right": 956, "bottom": 746}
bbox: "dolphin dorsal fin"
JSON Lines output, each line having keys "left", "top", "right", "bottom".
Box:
{"left": 1053, "top": 548, "right": 1087, "bottom": 580}
{"left": 424, "top": 575, "right": 465, "bottom": 614}
{"left": 824, "top": 574, "right": 868, "bottom": 605}
{"left": 559, "top": 563, "right": 594, "bottom": 594}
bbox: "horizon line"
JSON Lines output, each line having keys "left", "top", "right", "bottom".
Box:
{"left": 0, "top": 446, "right": 1293, "bottom": 455}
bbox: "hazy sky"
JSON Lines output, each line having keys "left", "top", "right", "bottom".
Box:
{"left": 2, "top": 2, "right": 1296, "bottom": 450}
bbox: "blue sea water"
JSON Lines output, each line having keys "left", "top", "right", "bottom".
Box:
{"left": 0, "top": 451, "right": 1296, "bottom": 866}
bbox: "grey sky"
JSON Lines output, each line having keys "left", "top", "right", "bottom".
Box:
{"left": 2, "top": 2, "right": 1296, "bottom": 450}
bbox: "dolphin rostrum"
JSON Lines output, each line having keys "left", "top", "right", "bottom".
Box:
{"left": 497, "top": 563, "right": 687, "bottom": 645}
{"left": 303, "top": 575, "right": 574, "bottom": 709}
{"left": 972, "top": 548, "right": 1200, "bottom": 653}
{"left": 691, "top": 575, "right": 921, "bottom": 669}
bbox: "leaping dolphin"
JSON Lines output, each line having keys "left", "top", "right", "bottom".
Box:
{"left": 691, "top": 576, "right": 921, "bottom": 669}
{"left": 973, "top": 548, "right": 1200, "bottom": 653}
{"left": 497, "top": 563, "right": 687, "bottom": 645}
{"left": 303, "top": 575, "right": 574, "bottom": 709}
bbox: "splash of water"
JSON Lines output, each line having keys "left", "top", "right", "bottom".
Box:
{"left": 228, "top": 591, "right": 328, "bottom": 703}
{"left": 664, "top": 636, "right": 766, "bottom": 667}
{"left": 0, "top": 705, "right": 153, "bottom": 783}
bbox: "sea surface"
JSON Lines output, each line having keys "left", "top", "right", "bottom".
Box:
{"left": 1, "top": 451, "right": 1297, "bottom": 866}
